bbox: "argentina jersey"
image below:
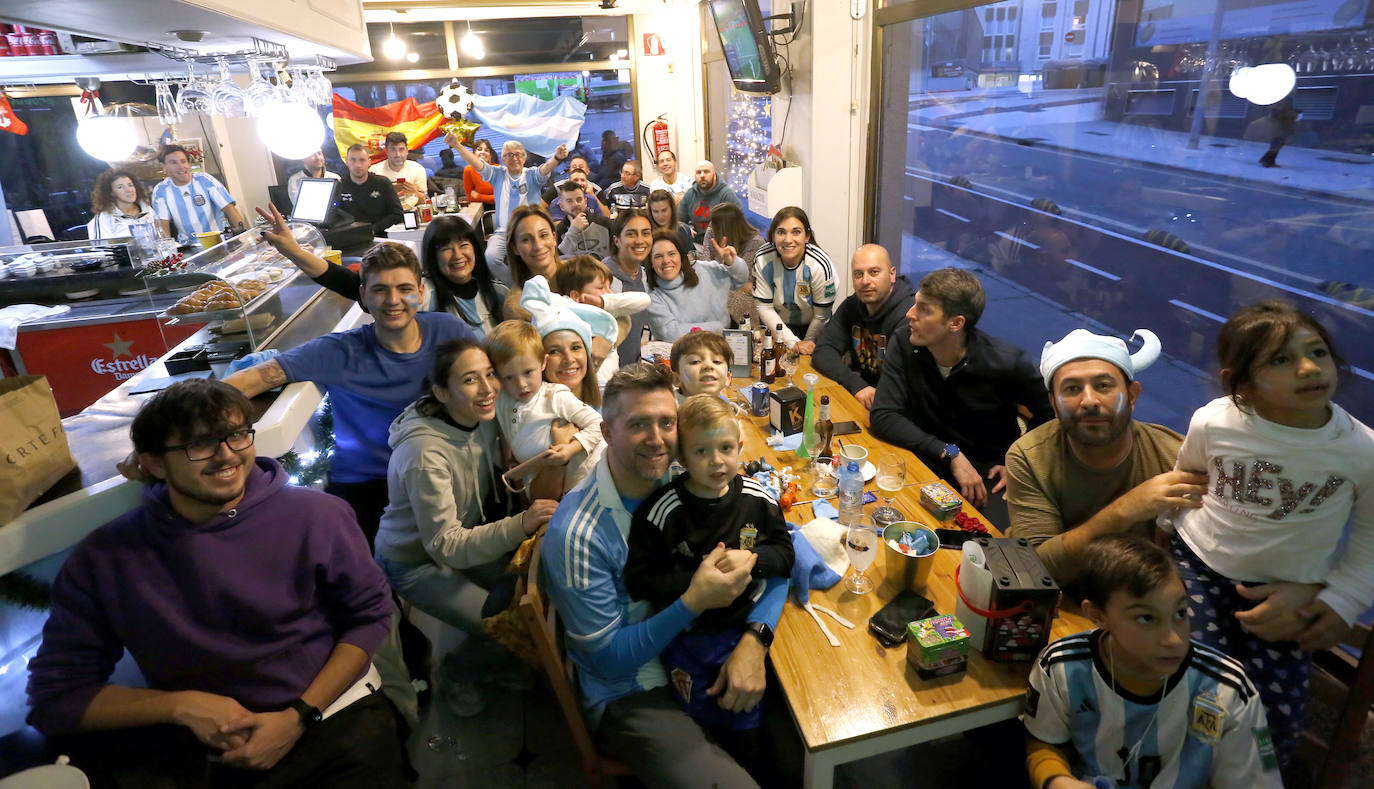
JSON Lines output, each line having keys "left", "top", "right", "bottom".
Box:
{"left": 481, "top": 161, "right": 544, "bottom": 229}
{"left": 752, "top": 242, "right": 836, "bottom": 327}
{"left": 152, "top": 173, "right": 234, "bottom": 244}
{"left": 1022, "top": 631, "right": 1281, "bottom": 789}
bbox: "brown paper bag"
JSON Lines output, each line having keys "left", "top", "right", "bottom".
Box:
{"left": 0, "top": 376, "right": 77, "bottom": 525}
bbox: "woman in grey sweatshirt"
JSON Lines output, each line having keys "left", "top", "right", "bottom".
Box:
{"left": 645, "top": 229, "right": 749, "bottom": 341}
{"left": 374, "top": 338, "right": 558, "bottom": 634}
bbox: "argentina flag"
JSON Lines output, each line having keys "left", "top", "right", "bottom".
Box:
{"left": 469, "top": 93, "right": 585, "bottom": 158}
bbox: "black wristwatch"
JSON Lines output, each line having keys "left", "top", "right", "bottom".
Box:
{"left": 287, "top": 699, "right": 322, "bottom": 730}
{"left": 745, "top": 621, "right": 774, "bottom": 648}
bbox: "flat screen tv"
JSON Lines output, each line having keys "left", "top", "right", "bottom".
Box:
{"left": 709, "top": 0, "right": 782, "bottom": 95}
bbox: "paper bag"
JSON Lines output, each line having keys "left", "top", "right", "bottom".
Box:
{"left": 0, "top": 376, "right": 77, "bottom": 524}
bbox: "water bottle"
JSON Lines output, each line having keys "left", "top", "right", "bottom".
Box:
{"left": 838, "top": 460, "right": 864, "bottom": 525}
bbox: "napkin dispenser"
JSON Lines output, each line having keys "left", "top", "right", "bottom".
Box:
{"left": 954, "top": 537, "right": 1059, "bottom": 663}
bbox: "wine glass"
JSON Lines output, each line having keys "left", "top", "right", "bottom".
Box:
{"left": 175, "top": 64, "right": 213, "bottom": 116}
{"left": 307, "top": 67, "right": 333, "bottom": 107}
{"left": 154, "top": 80, "right": 180, "bottom": 126}
{"left": 779, "top": 348, "right": 800, "bottom": 388}
{"left": 872, "top": 454, "right": 906, "bottom": 527}
{"left": 844, "top": 520, "right": 878, "bottom": 595}
{"left": 210, "top": 58, "right": 248, "bottom": 118}
{"left": 244, "top": 61, "right": 279, "bottom": 117}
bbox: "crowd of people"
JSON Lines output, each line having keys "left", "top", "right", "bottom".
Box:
{"left": 41, "top": 133, "right": 1372, "bottom": 789}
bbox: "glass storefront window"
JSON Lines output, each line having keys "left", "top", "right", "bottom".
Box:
{"left": 331, "top": 69, "right": 634, "bottom": 189}
{"left": 874, "top": 0, "right": 1374, "bottom": 431}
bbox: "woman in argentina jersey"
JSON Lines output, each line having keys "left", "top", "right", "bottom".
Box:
{"left": 752, "top": 206, "right": 836, "bottom": 354}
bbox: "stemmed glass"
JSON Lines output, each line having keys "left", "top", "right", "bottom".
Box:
{"left": 779, "top": 348, "right": 800, "bottom": 388}
{"left": 307, "top": 67, "right": 333, "bottom": 107}
{"left": 210, "top": 58, "right": 248, "bottom": 118}
{"left": 844, "top": 520, "right": 878, "bottom": 595}
{"left": 872, "top": 454, "right": 906, "bottom": 527}
{"left": 244, "top": 61, "right": 278, "bottom": 117}
{"left": 175, "top": 63, "right": 212, "bottom": 116}
{"left": 154, "top": 80, "right": 180, "bottom": 126}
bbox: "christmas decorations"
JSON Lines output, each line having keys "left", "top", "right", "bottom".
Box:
{"left": 723, "top": 89, "right": 771, "bottom": 199}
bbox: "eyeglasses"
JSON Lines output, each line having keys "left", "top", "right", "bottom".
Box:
{"left": 163, "top": 428, "right": 255, "bottom": 461}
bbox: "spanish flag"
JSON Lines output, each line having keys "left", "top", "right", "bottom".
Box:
{"left": 331, "top": 94, "right": 446, "bottom": 163}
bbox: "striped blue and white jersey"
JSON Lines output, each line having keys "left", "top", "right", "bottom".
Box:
{"left": 152, "top": 173, "right": 235, "bottom": 244}
{"left": 753, "top": 242, "right": 836, "bottom": 327}
{"left": 1022, "top": 630, "right": 1283, "bottom": 789}
{"left": 478, "top": 161, "right": 548, "bottom": 230}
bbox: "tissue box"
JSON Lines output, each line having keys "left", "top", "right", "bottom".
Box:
{"left": 906, "top": 614, "right": 971, "bottom": 679}
{"left": 919, "top": 482, "right": 963, "bottom": 519}
{"left": 768, "top": 386, "right": 806, "bottom": 436}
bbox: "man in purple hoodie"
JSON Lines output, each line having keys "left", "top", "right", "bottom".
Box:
{"left": 26, "top": 379, "right": 405, "bottom": 787}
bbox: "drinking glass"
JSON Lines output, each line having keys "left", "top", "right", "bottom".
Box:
{"left": 811, "top": 456, "right": 837, "bottom": 499}
{"left": 175, "top": 64, "right": 213, "bottom": 116}
{"left": 872, "top": 454, "right": 906, "bottom": 527}
{"left": 154, "top": 80, "right": 180, "bottom": 126}
{"left": 844, "top": 520, "right": 878, "bottom": 595}
{"left": 244, "top": 61, "right": 279, "bottom": 117}
{"left": 307, "top": 67, "right": 333, "bottom": 107}
{"left": 210, "top": 58, "right": 248, "bottom": 118}
{"left": 779, "top": 348, "right": 800, "bottom": 388}
{"left": 287, "top": 68, "right": 314, "bottom": 106}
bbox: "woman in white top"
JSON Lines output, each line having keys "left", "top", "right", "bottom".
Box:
{"left": 87, "top": 169, "right": 156, "bottom": 241}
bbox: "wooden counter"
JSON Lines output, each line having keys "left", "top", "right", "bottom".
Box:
{"left": 733, "top": 361, "right": 1091, "bottom": 789}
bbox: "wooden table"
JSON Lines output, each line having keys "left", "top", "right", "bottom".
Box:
{"left": 733, "top": 361, "right": 1091, "bottom": 789}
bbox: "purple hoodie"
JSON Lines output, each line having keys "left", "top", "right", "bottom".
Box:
{"left": 26, "top": 458, "right": 392, "bottom": 735}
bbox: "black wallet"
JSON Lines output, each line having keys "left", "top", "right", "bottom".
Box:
{"left": 868, "top": 590, "right": 936, "bottom": 647}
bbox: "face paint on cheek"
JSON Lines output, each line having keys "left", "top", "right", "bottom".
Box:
{"left": 404, "top": 293, "right": 421, "bottom": 308}
{"left": 1055, "top": 395, "right": 1074, "bottom": 416}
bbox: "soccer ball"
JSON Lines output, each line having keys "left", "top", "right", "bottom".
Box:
{"left": 438, "top": 81, "right": 474, "bottom": 121}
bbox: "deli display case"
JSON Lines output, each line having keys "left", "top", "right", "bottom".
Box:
{"left": 0, "top": 224, "right": 326, "bottom": 415}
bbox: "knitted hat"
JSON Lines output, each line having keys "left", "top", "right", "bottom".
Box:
{"left": 520, "top": 275, "right": 617, "bottom": 351}
{"left": 1040, "top": 328, "right": 1161, "bottom": 388}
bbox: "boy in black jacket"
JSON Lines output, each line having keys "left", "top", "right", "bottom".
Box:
{"left": 811, "top": 244, "right": 915, "bottom": 410}
{"left": 625, "top": 394, "right": 793, "bottom": 751}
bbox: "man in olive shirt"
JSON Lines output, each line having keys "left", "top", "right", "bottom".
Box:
{"left": 1005, "top": 329, "right": 1207, "bottom": 586}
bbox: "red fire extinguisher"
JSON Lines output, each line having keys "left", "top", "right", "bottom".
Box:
{"left": 642, "top": 115, "right": 671, "bottom": 159}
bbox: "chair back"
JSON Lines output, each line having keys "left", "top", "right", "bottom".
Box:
{"left": 518, "top": 533, "right": 630, "bottom": 786}
{"left": 1315, "top": 622, "right": 1374, "bottom": 787}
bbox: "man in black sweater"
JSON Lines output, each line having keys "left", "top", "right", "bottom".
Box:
{"left": 337, "top": 143, "right": 404, "bottom": 237}
{"left": 811, "top": 244, "right": 915, "bottom": 410}
{"left": 870, "top": 267, "right": 1052, "bottom": 529}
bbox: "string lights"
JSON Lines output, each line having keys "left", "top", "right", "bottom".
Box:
{"left": 724, "top": 88, "right": 770, "bottom": 198}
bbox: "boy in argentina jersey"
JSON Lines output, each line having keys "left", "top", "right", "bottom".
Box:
{"left": 625, "top": 395, "right": 793, "bottom": 743}
{"left": 1022, "top": 535, "right": 1281, "bottom": 789}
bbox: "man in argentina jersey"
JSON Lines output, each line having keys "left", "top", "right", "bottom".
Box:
{"left": 152, "top": 144, "right": 246, "bottom": 245}
{"left": 539, "top": 364, "right": 786, "bottom": 789}
{"left": 1021, "top": 535, "right": 1282, "bottom": 789}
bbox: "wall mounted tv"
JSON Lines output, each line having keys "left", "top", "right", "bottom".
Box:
{"left": 709, "top": 0, "right": 782, "bottom": 95}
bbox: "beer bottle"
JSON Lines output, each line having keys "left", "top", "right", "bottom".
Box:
{"left": 815, "top": 395, "right": 834, "bottom": 459}
{"left": 760, "top": 330, "right": 775, "bottom": 384}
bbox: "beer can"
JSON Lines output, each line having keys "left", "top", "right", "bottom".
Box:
{"left": 749, "top": 382, "right": 769, "bottom": 417}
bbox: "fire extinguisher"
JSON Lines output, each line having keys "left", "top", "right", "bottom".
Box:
{"left": 642, "top": 114, "right": 671, "bottom": 159}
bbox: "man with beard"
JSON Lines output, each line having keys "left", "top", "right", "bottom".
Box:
{"left": 541, "top": 363, "right": 785, "bottom": 788}
{"left": 1005, "top": 328, "right": 1207, "bottom": 587}
{"left": 27, "top": 380, "right": 405, "bottom": 786}
{"left": 678, "top": 160, "right": 741, "bottom": 245}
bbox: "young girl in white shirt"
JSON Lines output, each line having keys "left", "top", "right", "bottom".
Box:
{"left": 1163, "top": 299, "right": 1374, "bottom": 767}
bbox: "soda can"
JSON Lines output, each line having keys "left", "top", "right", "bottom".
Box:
{"left": 749, "top": 382, "right": 769, "bottom": 417}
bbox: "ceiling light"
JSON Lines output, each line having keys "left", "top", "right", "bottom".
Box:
{"left": 460, "top": 23, "right": 484, "bottom": 61}
{"left": 382, "top": 21, "right": 407, "bottom": 60}
{"left": 77, "top": 116, "right": 137, "bottom": 162}
{"left": 406, "top": 51, "right": 420, "bottom": 63}
{"left": 258, "top": 102, "right": 325, "bottom": 159}
{"left": 616, "top": 49, "right": 627, "bottom": 58}
{"left": 1229, "top": 63, "right": 1296, "bottom": 106}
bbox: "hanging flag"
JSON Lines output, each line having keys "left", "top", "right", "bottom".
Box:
{"left": 469, "top": 93, "right": 584, "bottom": 157}
{"left": 0, "top": 94, "right": 29, "bottom": 136}
{"left": 330, "top": 94, "right": 449, "bottom": 163}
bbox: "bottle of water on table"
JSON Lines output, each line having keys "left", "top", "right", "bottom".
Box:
{"left": 838, "top": 460, "right": 864, "bottom": 525}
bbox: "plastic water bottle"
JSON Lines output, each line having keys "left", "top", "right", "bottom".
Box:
{"left": 838, "top": 460, "right": 864, "bottom": 525}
